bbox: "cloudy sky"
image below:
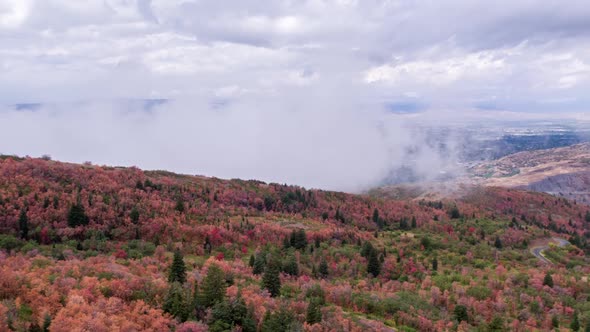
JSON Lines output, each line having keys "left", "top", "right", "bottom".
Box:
{"left": 1, "top": 0, "right": 590, "bottom": 190}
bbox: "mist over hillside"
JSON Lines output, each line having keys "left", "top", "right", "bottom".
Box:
{"left": 3, "top": 100, "right": 590, "bottom": 192}
{"left": 375, "top": 119, "right": 590, "bottom": 186}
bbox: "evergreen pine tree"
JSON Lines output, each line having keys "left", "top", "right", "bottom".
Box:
{"left": 454, "top": 305, "right": 468, "bottom": 323}
{"left": 130, "top": 206, "right": 140, "bottom": 224}
{"left": 209, "top": 293, "right": 256, "bottom": 332}
{"left": 305, "top": 284, "right": 325, "bottom": 303}
{"left": 571, "top": 311, "right": 580, "bottom": 331}
{"left": 494, "top": 237, "right": 503, "bottom": 249}
{"left": 248, "top": 254, "right": 255, "bottom": 268}
{"left": 318, "top": 259, "right": 329, "bottom": 279}
{"left": 175, "top": 198, "right": 185, "bottom": 213}
{"left": 411, "top": 216, "right": 417, "bottom": 229}
{"left": 209, "top": 301, "right": 233, "bottom": 332}
{"left": 163, "top": 282, "right": 190, "bottom": 322}
{"left": 360, "top": 241, "right": 375, "bottom": 258}
{"left": 18, "top": 208, "right": 28, "bottom": 240}
{"left": 306, "top": 297, "right": 323, "bottom": 324}
{"left": 400, "top": 218, "right": 409, "bottom": 230}
{"left": 261, "top": 307, "right": 299, "bottom": 332}
{"left": 290, "top": 229, "right": 307, "bottom": 250}
{"left": 67, "top": 203, "right": 89, "bottom": 227}
{"left": 191, "top": 282, "right": 203, "bottom": 319}
{"left": 282, "top": 236, "right": 291, "bottom": 249}
{"left": 372, "top": 208, "right": 383, "bottom": 229}
{"left": 367, "top": 248, "right": 381, "bottom": 277}
{"left": 488, "top": 316, "right": 504, "bottom": 331}
{"left": 42, "top": 313, "right": 51, "bottom": 332}
{"left": 204, "top": 235, "right": 212, "bottom": 254}
{"left": 283, "top": 255, "right": 299, "bottom": 276}
{"left": 432, "top": 257, "right": 438, "bottom": 271}
{"left": 449, "top": 206, "right": 461, "bottom": 219}
{"left": 543, "top": 272, "right": 554, "bottom": 288}
{"left": 262, "top": 258, "right": 281, "bottom": 297}
{"left": 241, "top": 306, "right": 257, "bottom": 332}
{"left": 169, "top": 250, "right": 187, "bottom": 284}
{"left": 202, "top": 263, "right": 227, "bottom": 307}
{"left": 253, "top": 253, "right": 266, "bottom": 275}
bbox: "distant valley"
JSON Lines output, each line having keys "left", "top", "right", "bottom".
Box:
{"left": 470, "top": 142, "right": 590, "bottom": 203}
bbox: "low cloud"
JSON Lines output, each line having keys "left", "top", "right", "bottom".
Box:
{"left": 3, "top": 97, "right": 588, "bottom": 192}
{"left": 0, "top": 91, "right": 473, "bottom": 192}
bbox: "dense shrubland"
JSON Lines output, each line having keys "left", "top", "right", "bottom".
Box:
{"left": 0, "top": 156, "right": 589, "bottom": 331}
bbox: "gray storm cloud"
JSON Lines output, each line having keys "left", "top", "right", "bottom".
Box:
{"left": 1, "top": 0, "right": 590, "bottom": 190}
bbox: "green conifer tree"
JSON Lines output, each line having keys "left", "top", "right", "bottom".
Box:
{"left": 283, "top": 255, "right": 299, "bottom": 276}
{"left": 248, "top": 254, "right": 255, "bottom": 268}
{"left": 67, "top": 203, "right": 89, "bottom": 227}
{"left": 318, "top": 259, "right": 329, "bottom": 279}
{"left": 18, "top": 208, "right": 28, "bottom": 240}
{"left": 367, "top": 248, "right": 381, "bottom": 277}
{"left": 306, "top": 298, "right": 323, "bottom": 324}
{"left": 261, "top": 307, "right": 299, "bottom": 332}
{"left": 202, "top": 263, "right": 227, "bottom": 307}
{"left": 175, "top": 198, "right": 185, "bottom": 213}
{"left": 163, "top": 282, "right": 190, "bottom": 322}
{"left": 42, "top": 313, "right": 51, "bottom": 332}
{"left": 253, "top": 253, "right": 266, "bottom": 275}
{"left": 543, "top": 272, "right": 554, "bottom": 288}
{"left": 262, "top": 258, "right": 281, "bottom": 297}
{"left": 361, "top": 241, "right": 374, "bottom": 258}
{"left": 454, "top": 305, "right": 468, "bottom": 323}
{"left": 168, "top": 250, "right": 187, "bottom": 284}
{"left": 130, "top": 206, "right": 140, "bottom": 224}
{"left": 494, "top": 237, "right": 503, "bottom": 249}
{"left": 571, "top": 311, "right": 580, "bottom": 331}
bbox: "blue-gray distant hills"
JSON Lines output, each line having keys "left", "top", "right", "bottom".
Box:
{"left": 10, "top": 99, "right": 169, "bottom": 112}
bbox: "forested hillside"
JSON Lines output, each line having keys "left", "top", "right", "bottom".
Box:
{"left": 0, "top": 156, "right": 589, "bottom": 331}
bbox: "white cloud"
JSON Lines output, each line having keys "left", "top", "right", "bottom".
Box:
{"left": 0, "top": 0, "right": 590, "bottom": 189}
{"left": 2, "top": 0, "right": 589, "bottom": 106}
{"left": 0, "top": 0, "right": 32, "bottom": 28}
{"left": 365, "top": 51, "right": 506, "bottom": 85}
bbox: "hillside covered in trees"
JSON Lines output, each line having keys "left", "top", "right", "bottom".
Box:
{"left": 0, "top": 155, "right": 589, "bottom": 331}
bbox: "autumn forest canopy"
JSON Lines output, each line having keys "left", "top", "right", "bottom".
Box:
{"left": 0, "top": 155, "right": 588, "bottom": 331}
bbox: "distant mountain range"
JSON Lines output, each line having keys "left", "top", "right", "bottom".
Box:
{"left": 381, "top": 122, "right": 590, "bottom": 186}
{"left": 8, "top": 99, "right": 169, "bottom": 112}
{"left": 470, "top": 142, "right": 590, "bottom": 203}
{"left": 375, "top": 142, "right": 590, "bottom": 204}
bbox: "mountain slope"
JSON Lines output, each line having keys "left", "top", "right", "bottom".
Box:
{"left": 470, "top": 142, "right": 590, "bottom": 202}
{"left": 0, "top": 155, "right": 589, "bottom": 331}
